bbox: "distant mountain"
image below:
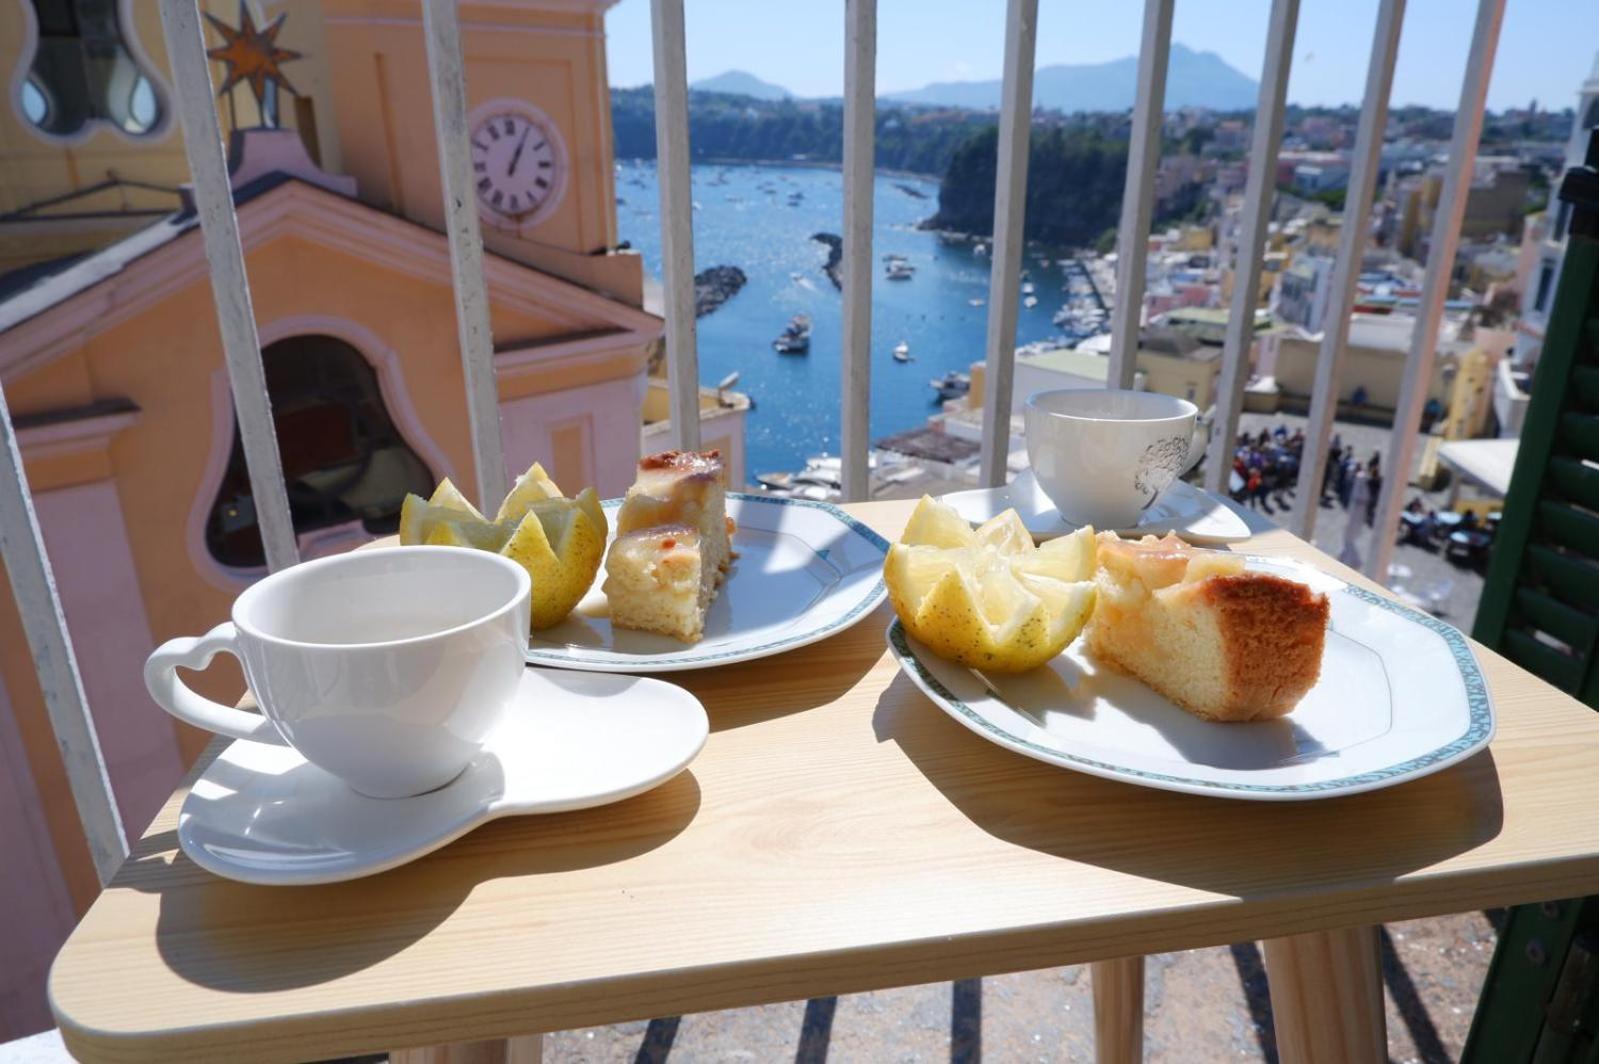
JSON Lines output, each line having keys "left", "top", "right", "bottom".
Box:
{"left": 884, "top": 43, "right": 1259, "bottom": 113}
{"left": 691, "top": 70, "right": 792, "bottom": 101}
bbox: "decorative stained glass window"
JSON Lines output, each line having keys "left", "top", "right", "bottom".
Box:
{"left": 22, "top": 0, "right": 163, "bottom": 137}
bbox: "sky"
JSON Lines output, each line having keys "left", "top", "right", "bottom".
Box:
{"left": 603, "top": 0, "right": 1599, "bottom": 113}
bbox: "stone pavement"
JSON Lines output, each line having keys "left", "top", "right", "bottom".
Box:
{"left": 542, "top": 910, "right": 1498, "bottom": 1062}
{"left": 538, "top": 415, "right": 1500, "bottom": 1062}
{"left": 1232, "top": 411, "right": 1489, "bottom": 629}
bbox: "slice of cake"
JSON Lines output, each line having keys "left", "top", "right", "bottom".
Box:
{"left": 605, "top": 525, "right": 708, "bottom": 642}
{"left": 1087, "top": 533, "right": 1329, "bottom": 722}
{"left": 602, "top": 450, "right": 736, "bottom": 642}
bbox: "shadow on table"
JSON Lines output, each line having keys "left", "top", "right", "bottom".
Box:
{"left": 114, "top": 769, "right": 701, "bottom": 995}
{"left": 686, "top": 602, "right": 893, "bottom": 733}
{"left": 871, "top": 672, "right": 1504, "bottom": 900}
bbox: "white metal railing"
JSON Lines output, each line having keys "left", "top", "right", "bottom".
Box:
{"left": 649, "top": 0, "right": 702, "bottom": 453}
{"left": 0, "top": 385, "right": 125, "bottom": 885}
{"left": 1288, "top": 0, "right": 1407, "bottom": 540}
{"left": 0, "top": 0, "right": 1514, "bottom": 930}
{"left": 1366, "top": 0, "right": 1507, "bottom": 580}
{"left": 158, "top": 0, "right": 299, "bottom": 571}
{"left": 840, "top": 0, "right": 877, "bottom": 502}
{"left": 421, "top": 0, "right": 508, "bottom": 510}
{"left": 1105, "top": 0, "right": 1174, "bottom": 389}
{"left": 976, "top": 0, "right": 1039, "bottom": 489}
{"left": 1202, "top": 0, "right": 1299, "bottom": 494}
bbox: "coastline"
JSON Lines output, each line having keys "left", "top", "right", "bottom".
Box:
{"left": 617, "top": 155, "right": 943, "bottom": 183}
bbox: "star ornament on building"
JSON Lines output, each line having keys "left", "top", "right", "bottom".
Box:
{"left": 205, "top": 3, "right": 301, "bottom": 112}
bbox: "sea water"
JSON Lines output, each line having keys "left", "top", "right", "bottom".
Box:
{"left": 614, "top": 161, "right": 1097, "bottom": 482}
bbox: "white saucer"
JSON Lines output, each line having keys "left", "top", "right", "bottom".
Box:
{"left": 177, "top": 669, "right": 709, "bottom": 885}
{"left": 941, "top": 470, "right": 1251, "bottom": 543}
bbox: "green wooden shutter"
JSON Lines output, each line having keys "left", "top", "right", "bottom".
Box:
{"left": 1464, "top": 136, "right": 1599, "bottom": 1063}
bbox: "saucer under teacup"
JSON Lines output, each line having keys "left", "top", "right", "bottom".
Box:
{"left": 177, "top": 668, "right": 708, "bottom": 885}
{"left": 940, "top": 470, "right": 1251, "bottom": 544}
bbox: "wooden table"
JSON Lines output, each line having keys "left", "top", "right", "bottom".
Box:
{"left": 50, "top": 499, "right": 1599, "bottom": 1063}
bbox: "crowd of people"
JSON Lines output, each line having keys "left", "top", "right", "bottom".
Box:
{"left": 1226, "top": 427, "right": 1385, "bottom": 526}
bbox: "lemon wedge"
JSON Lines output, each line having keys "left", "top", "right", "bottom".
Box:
{"left": 884, "top": 495, "right": 1096, "bottom": 672}
{"left": 399, "top": 463, "right": 609, "bottom": 630}
{"left": 496, "top": 462, "right": 565, "bottom": 525}
{"left": 901, "top": 494, "right": 978, "bottom": 549}
{"left": 423, "top": 515, "right": 513, "bottom": 552}
{"left": 430, "top": 477, "right": 484, "bottom": 520}
{"left": 499, "top": 489, "right": 608, "bottom": 629}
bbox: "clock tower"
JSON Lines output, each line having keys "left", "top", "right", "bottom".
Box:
{"left": 319, "top": 0, "right": 637, "bottom": 304}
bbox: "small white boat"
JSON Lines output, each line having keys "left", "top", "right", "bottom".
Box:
{"left": 1022, "top": 281, "right": 1035, "bottom": 295}
{"left": 892, "top": 342, "right": 911, "bottom": 362}
{"left": 968, "top": 297, "right": 986, "bottom": 307}
{"left": 772, "top": 313, "right": 813, "bottom": 354}
{"left": 1023, "top": 296, "right": 1039, "bottom": 309}
{"left": 930, "top": 370, "right": 971, "bottom": 402}
{"left": 885, "top": 259, "right": 915, "bottom": 280}
{"left": 973, "top": 243, "right": 988, "bottom": 256}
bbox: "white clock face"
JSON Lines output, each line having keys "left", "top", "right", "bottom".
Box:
{"left": 469, "top": 107, "right": 564, "bottom": 230}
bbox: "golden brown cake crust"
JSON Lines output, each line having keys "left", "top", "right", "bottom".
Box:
{"left": 637, "top": 449, "right": 725, "bottom": 482}
{"left": 1186, "top": 573, "right": 1330, "bottom": 722}
{"left": 1087, "top": 532, "right": 1329, "bottom": 722}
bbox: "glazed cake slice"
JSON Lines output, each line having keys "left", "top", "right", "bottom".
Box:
{"left": 604, "top": 525, "right": 709, "bottom": 642}
{"left": 1086, "top": 533, "right": 1329, "bottom": 722}
{"left": 602, "top": 450, "right": 736, "bottom": 642}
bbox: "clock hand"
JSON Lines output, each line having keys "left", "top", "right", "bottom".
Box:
{"left": 507, "top": 128, "right": 531, "bottom": 177}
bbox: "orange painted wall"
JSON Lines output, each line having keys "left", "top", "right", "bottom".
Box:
{"left": 0, "top": 219, "right": 652, "bottom": 959}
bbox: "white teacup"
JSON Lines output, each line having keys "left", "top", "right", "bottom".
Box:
{"left": 144, "top": 547, "right": 531, "bottom": 798}
{"left": 1023, "top": 389, "right": 1200, "bottom": 529}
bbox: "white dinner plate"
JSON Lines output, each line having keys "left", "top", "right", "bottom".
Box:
{"left": 525, "top": 493, "right": 889, "bottom": 672}
{"left": 887, "top": 557, "right": 1493, "bottom": 801}
{"left": 941, "top": 470, "right": 1252, "bottom": 543}
{"left": 177, "top": 669, "right": 708, "bottom": 884}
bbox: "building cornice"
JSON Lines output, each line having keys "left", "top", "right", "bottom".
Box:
{"left": 1, "top": 180, "right": 662, "bottom": 384}
{"left": 15, "top": 403, "right": 140, "bottom": 460}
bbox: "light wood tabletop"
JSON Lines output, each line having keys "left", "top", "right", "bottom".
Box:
{"left": 50, "top": 499, "right": 1599, "bottom": 1062}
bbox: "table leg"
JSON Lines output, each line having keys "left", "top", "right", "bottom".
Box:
{"left": 1091, "top": 956, "right": 1144, "bottom": 1064}
{"left": 390, "top": 1034, "right": 544, "bottom": 1064}
{"left": 1263, "top": 926, "right": 1385, "bottom": 1064}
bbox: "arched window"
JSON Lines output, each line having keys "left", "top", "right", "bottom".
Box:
{"left": 22, "top": 0, "right": 163, "bottom": 137}
{"left": 206, "top": 335, "right": 437, "bottom": 568}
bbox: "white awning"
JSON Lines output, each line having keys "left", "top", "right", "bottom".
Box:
{"left": 1437, "top": 438, "right": 1520, "bottom": 497}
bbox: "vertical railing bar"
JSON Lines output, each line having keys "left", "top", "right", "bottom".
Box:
{"left": 1106, "top": 0, "right": 1174, "bottom": 390}
{"left": 157, "top": 0, "right": 298, "bottom": 571}
{"left": 1202, "top": 0, "right": 1300, "bottom": 493}
{"left": 421, "top": 0, "right": 508, "bottom": 510}
{"left": 978, "top": 0, "right": 1040, "bottom": 489}
{"left": 1288, "top": 0, "right": 1406, "bottom": 538}
{"left": 649, "top": 0, "right": 702, "bottom": 452}
{"left": 0, "top": 385, "right": 127, "bottom": 885}
{"left": 840, "top": 0, "right": 877, "bottom": 502}
{"left": 1367, "top": 0, "right": 1506, "bottom": 580}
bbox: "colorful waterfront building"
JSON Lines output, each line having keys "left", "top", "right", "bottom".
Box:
{"left": 0, "top": 2, "right": 744, "bottom": 1036}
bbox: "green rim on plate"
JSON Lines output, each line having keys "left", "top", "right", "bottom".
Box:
{"left": 887, "top": 582, "right": 1492, "bottom": 797}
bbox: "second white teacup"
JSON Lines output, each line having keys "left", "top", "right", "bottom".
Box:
{"left": 1024, "top": 389, "right": 1199, "bottom": 529}
{"left": 144, "top": 546, "right": 531, "bottom": 798}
